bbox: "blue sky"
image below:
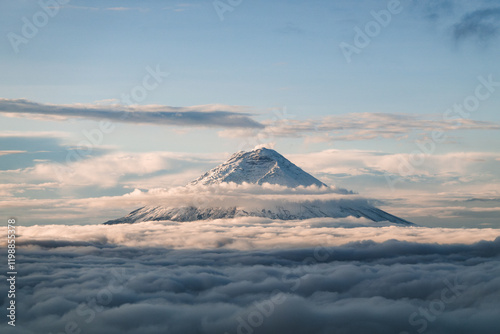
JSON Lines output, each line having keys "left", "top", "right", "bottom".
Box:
{"left": 1, "top": 0, "right": 500, "bottom": 227}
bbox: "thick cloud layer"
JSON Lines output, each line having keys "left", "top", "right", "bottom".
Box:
{"left": 2, "top": 232, "right": 499, "bottom": 334}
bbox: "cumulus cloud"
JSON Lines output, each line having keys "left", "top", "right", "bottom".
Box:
{"left": 286, "top": 149, "right": 500, "bottom": 227}
{"left": 5, "top": 151, "right": 225, "bottom": 189}
{"left": 289, "top": 150, "right": 500, "bottom": 182}
{"left": 1, "top": 229, "right": 499, "bottom": 334}
{"left": 32, "top": 152, "right": 190, "bottom": 188}
{"left": 0, "top": 98, "right": 264, "bottom": 129}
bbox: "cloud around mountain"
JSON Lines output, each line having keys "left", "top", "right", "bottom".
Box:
{"left": 100, "top": 148, "right": 412, "bottom": 225}
{"left": 2, "top": 145, "right": 500, "bottom": 227}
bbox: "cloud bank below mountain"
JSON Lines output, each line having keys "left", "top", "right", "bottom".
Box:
{"left": 2, "top": 228, "right": 499, "bottom": 334}
{"left": 9, "top": 219, "right": 500, "bottom": 250}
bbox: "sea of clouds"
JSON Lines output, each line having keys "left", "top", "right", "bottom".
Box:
{"left": 2, "top": 219, "right": 500, "bottom": 334}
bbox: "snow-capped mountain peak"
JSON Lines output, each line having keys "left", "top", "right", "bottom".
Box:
{"left": 104, "top": 148, "right": 413, "bottom": 225}
{"left": 189, "top": 147, "right": 327, "bottom": 188}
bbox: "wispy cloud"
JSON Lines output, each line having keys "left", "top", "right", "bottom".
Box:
{"left": 105, "top": 7, "right": 132, "bottom": 11}
{"left": 60, "top": 5, "right": 148, "bottom": 12}
{"left": 220, "top": 112, "right": 500, "bottom": 141}
{"left": 0, "top": 131, "right": 71, "bottom": 138}
{"left": 105, "top": 7, "right": 149, "bottom": 12}
{"left": 409, "top": 1, "right": 500, "bottom": 48}
{"left": 417, "top": 0, "right": 456, "bottom": 22}
{"left": 453, "top": 7, "right": 500, "bottom": 45}
{"left": 4, "top": 100, "right": 495, "bottom": 141}
{"left": 163, "top": 3, "right": 197, "bottom": 12}
{"left": 0, "top": 98, "right": 264, "bottom": 129}
{"left": 0, "top": 150, "right": 25, "bottom": 156}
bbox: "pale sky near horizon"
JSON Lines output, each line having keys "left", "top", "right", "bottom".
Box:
{"left": 1, "top": 0, "right": 499, "bottom": 227}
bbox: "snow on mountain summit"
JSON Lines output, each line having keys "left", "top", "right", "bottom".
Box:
{"left": 190, "top": 148, "right": 327, "bottom": 188}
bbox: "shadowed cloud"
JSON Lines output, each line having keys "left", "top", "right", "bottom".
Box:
{"left": 0, "top": 98, "right": 264, "bottom": 129}
{"left": 453, "top": 7, "right": 500, "bottom": 45}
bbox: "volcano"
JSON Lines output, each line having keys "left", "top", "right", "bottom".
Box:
{"left": 104, "top": 148, "right": 413, "bottom": 225}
